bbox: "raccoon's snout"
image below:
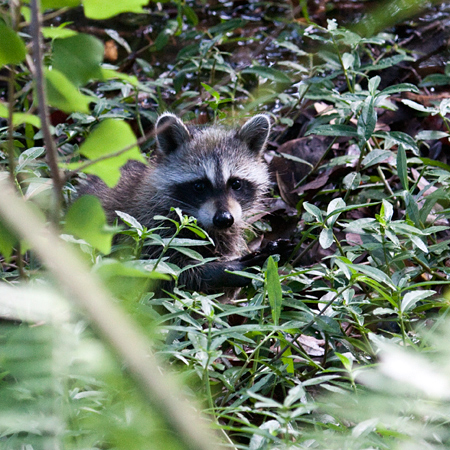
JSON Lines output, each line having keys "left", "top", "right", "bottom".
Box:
{"left": 213, "top": 210, "right": 234, "bottom": 229}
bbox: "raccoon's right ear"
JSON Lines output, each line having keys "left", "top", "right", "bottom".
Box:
{"left": 237, "top": 114, "right": 271, "bottom": 155}
{"left": 155, "top": 113, "right": 191, "bottom": 155}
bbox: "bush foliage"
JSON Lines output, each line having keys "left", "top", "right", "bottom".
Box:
{"left": 1, "top": 0, "right": 450, "bottom": 449}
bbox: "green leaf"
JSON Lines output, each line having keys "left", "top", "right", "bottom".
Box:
{"left": 73, "top": 119, "right": 145, "bottom": 187}
{"left": 64, "top": 195, "right": 114, "bottom": 254}
{"left": 326, "top": 198, "right": 346, "bottom": 226}
{"left": 241, "top": 66, "right": 291, "bottom": 84}
{"left": 0, "top": 23, "right": 27, "bottom": 67}
{"left": 53, "top": 34, "right": 104, "bottom": 87}
{"left": 303, "top": 202, "right": 323, "bottom": 222}
{"left": 0, "top": 218, "right": 18, "bottom": 262}
{"left": 0, "top": 102, "right": 41, "bottom": 127}
{"left": 416, "top": 130, "right": 450, "bottom": 141}
{"left": 45, "top": 68, "right": 92, "bottom": 113}
{"left": 401, "top": 290, "right": 435, "bottom": 313}
{"left": 208, "top": 18, "right": 247, "bottom": 35}
{"left": 374, "top": 131, "right": 419, "bottom": 154}
{"left": 358, "top": 96, "right": 377, "bottom": 142}
{"left": 42, "top": 26, "right": 78, "bottom": 39}
{"left": 380, "top": 199, "right": 393, "bottom": 222}
{"left": 397, "top": 144, "right": 408, "bottom": 190}
{"left": 347, "top": 263, "right": 394, "bottom": 288}
{"left": 41, "top": 0, "right": 81, "bottom": 8}
{"left": 183, "top": 5, "right": 198, "bottom": 26}
{"left": 306, "top": 124, "right": 358, "bottom": 137}
{"left": 419, "top": 157, "right": 450, "bottom": 173}
{"left": 404, "top": 192, "right": 421, "bottom": 228}
{"left": 343, "top": 172, "right": 361, "bottom": 191}
{"left": 319, "top": 228, "right": 334, "bottom": 249}
{"left": 362, "top": 149, "right": 392, "bottom": 168}
{"left": 379, "top": 83, "right": 419, "bottom": 96}
{"left": 265, "top": 257, "right": 282, "bottom": 326}
{"left": 368, "top": 76, "right": 381, "bottom": 94}
{"left": 83, "top": 0, "right": 148, "bottom": 19}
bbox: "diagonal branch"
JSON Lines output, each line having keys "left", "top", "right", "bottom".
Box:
{"left": 29, "top": 0, "right": 63, "bottom": 224}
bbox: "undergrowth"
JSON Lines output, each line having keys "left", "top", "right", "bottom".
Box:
{"left": 1, "top": 0, "right": 450, "bottom": 449}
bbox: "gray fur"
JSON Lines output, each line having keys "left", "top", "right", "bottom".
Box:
{"left": 78, "top": 114, "right": 271, "bottom": 292}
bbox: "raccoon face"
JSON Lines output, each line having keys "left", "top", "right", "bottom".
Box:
{"left": 152, "top": 113, "right": 271, "bottom": 231}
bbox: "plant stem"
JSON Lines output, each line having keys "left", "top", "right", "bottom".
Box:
{"left": 30, "top": 0, "right": 63, "bottom": 225}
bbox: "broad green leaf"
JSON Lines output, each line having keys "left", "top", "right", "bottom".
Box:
{"left": 380, "top": 199, "right": 393, "bottom": 222}
{"left": 379, "top": 83, "right": 419, "bottom": 96}
{"left": 343, "top": 172, "right": 361, "bottom": 190}
{"left": 16, "top": 147, "right": 45, "bottom": 173}
{"left": 326, "top": 198, "right": 346, "bottom": 226}
{"left": 42, "top": 26, "right": 78, "bottom": 39}
{"left": 342, "top": 53, "right": 354, "bottom": 70}
{"left": 74, "top": 119, "right": 145, "bottom": 187}
{"left": 241, "top": 66, "right": 291, "bottom": 84}
{"left": 53, "top": 34, "right": 104, "bottom": 87}
{"left": 401, "top": 290, "right": 435, "bottom": 313}
{"left": 303, "top": 202, "right": 323, "bottom": 222}
{"left": 101, "top": 68, "right": 139, "bottom": 86}
{"left": 115, "top": 211, "right": 144, "bottom": 234}
{"left": 209, "top": 18, "right": 247, "bottom": 35}
{"left": 319, "top": 228, "right": 334, "bottom": 249}
{"left": 306, "top": 124, "right": 358, "bottom": 137}
{"left": 0, "top": 102, "right": 41, "bottom": 127}
{"left": 41, "top": 0, "right": 81, "bottom": 8}
{"left": 335, "top": 352, "right": 353, "bottom": 372}
{"left": 83, "top": 0, "right": 148, "bottom": 19}
{"left": 265, "top": 256, "right": 282, "bottom": 326}
{"left": 362, "top": 149, "right": 392, "bottom": 168}
{"left": 404, "top": 192, "right": 421, "bottom": 228}
{"left": 64, "top": 195, "right": 114, "bottom": 254}
{"left": 183, "top": 5, "right": 199, "bottom": 26}
{"left": 416, "top": 130, "right": 450, "bottom": 141}
{"left": 347, "top": 263, "right": 394, "bottom": 288}
{"left": 45, "top": 68, "right": 92, "bottom": 113}
{"left": 368, "top": 75, "right": 381, "bottom": 94}
{"left": 419, "top": 157, "right": 450, "bottom": 173}
{"left": 374, "top": 131, "right": 419, "bottom": 154}
{"left": 402, "top": 99, "right": 435, "bottom": 114}
{"left": 397, "top": 144, "right": 408, "bottom": 190}
{"left": 0, "top": 23, "right": 26, "bottom": 67}
{"left": 410, "top": 235, "right": 428, "bottom": 253}
{"left": 358, "top": 96, "right": 377, "bottom": 142}
{"left": 280, "top": 346, "right": 295, "bottom": 375}
{"left": 0, "top": 218, "right": 18, "bottom": 262}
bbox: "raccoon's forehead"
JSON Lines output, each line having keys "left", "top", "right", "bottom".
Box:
{"left": 154, "top": 129, "right": 267, "bottom": 186}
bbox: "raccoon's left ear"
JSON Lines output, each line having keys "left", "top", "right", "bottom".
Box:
{"left": 155, "top": 113, "right": 191, "bottom": 155}
{"left": 237, "top": 114, "right": 271, "bottom": 155}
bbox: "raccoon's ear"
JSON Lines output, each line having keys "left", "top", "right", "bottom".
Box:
{"left": 237, "top": 114, "right": 271, "bottom": 155}
{"left": 156, "top": 113, "right": 191, "bottom": 154}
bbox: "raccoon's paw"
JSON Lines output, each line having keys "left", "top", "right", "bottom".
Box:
{"left": 240, "top": 239, "right": 294, "bottom": 267}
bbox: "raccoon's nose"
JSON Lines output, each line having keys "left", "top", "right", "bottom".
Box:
{"left": 213, "top": 210, "right": 234, "bottom": 229}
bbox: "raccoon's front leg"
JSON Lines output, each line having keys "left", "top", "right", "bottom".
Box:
{"left": 180, "top": 240, "right": 293, "bottom": 292}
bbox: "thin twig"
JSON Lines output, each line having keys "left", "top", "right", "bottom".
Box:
{"left": 30, "top": 0, "right": 63, "bottom": 225}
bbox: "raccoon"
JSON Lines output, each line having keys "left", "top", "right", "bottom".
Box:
{"left": 79, "top": 113, "right": 283, "bottom": 292}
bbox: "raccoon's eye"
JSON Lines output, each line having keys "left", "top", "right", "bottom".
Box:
{"left": 193, "top": 181, "right": 207, "bottom": 193}
{"left": 230, "top": 179, "right": 242, "bottom": 191}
